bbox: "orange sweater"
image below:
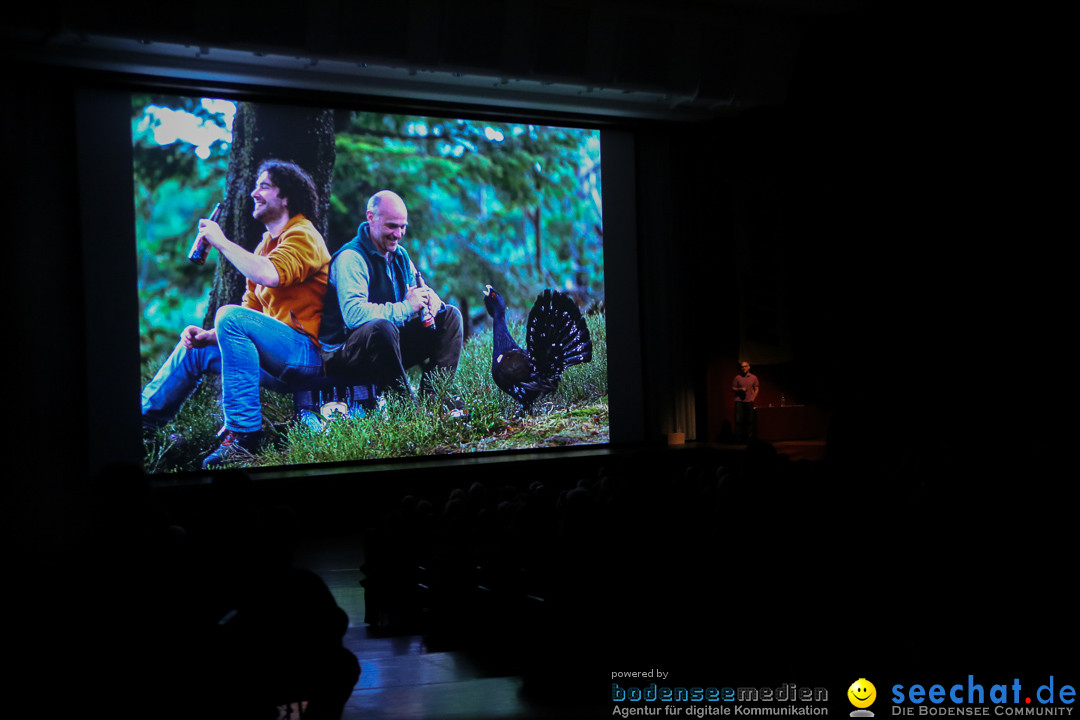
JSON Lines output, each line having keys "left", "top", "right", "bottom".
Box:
{"left": 242, "top": 214, "right": 331, "bottom": 348}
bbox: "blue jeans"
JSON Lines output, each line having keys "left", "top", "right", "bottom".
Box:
{"left": 141, "top": 305, "right": 323, "bottom": 433}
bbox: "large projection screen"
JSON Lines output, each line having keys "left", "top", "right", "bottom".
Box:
{"left": 130, "top": 93, "right": 611, "bottom": 475}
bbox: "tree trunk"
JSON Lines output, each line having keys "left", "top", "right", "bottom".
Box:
{"left": 458, "top": 295, "right": 471, "bottom": 343}
{"left": 531, "top": 205, "right": 542, "bottom": 280}
{"left": 202, "top": 102, "right": 336, "bottom": 327}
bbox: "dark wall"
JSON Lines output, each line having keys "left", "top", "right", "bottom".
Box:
{"left": 4, "top": 5, "right": 1050, "bottom": 490}
{"left": 9, "top": 64, "right": 87, "bottom": 505}
{"left": 6, "top": 7, "right": 1074, "bottom": 715}
{"left": 9, "top": 3, "right": 1070, "bottom": 506}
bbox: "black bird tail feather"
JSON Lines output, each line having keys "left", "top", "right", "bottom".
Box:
{"left": 526, "top": 289, "right": 593, "bottom": 380}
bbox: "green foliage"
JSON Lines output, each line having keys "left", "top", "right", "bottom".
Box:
{"left": 133, "top": 95, "right": 232, "bottom": 362}
{"left": 135, "top": 96, "right": 608, "bottom": 472}
{"left": 328, "top": 113, "right": 604, "bottom": 319}
{"left": 135, "top": 97, "right": 603, "bottom": 358}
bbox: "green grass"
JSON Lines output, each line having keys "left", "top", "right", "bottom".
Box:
{"left": 142, "top": 312, "right": 608, "bottom": 473}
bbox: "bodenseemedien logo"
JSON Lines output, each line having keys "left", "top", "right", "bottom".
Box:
{"left": 610, "top": 673, "right": 829, "bottom": 717}
{"left": 849, "top": 679, "right": 877, "bottom": 717}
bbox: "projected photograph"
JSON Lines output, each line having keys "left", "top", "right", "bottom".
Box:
{"left": 135, "top": 95, "right": 607, "bottom": 474}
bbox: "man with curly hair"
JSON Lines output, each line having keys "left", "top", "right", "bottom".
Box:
{"left": 141, "top": 159, "right": 332, "bottom": 468}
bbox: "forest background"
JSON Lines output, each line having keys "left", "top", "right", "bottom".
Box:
{"left": 134, "top": 95, "right": 604, "bottom": 362}
{"left": 133, "top": 95, "right": 608, "bottom": 472}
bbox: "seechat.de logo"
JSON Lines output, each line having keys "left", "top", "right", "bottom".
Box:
{"left": 891, "top": 676, "right": 1075, "bottom": 716}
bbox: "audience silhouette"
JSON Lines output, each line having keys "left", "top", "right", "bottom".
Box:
{"left": 57, "top": 464, "right": 360, "bottom": 719}
{"left": 26, "top": 416, "right": 1072, "bottom": 718}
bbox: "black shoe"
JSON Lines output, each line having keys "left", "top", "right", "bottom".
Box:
{"left": 202, "top": 428, "right": 262, "bottom": 469}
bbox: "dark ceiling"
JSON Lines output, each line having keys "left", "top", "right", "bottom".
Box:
{"left": 3, "top": 0, "right": 865, "bottom": 121}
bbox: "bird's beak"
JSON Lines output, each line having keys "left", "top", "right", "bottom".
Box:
{"left": 484, "top": 285, "right": 492, "bottom": 296}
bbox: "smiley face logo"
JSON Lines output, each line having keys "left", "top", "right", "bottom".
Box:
{"left": 848, "top": 679, "right": 877, "bottom": 709}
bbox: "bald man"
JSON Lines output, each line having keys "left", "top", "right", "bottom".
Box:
{"left": 319, "top": 191, "right": 463, "bottom": 405}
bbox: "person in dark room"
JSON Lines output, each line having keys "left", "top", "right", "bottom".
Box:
{"left": 140, "top": 159, "right": 332, "bottom": 468}
{"left": 732, "top": 360, "right": 759, "bottom": 442}
{"left": 318, "top": 189, "right": 464, "bottom": 408}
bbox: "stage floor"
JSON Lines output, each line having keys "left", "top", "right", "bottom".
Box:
{"left": 296, "top": 535, "right": 598, "bottom": 720}
{"left": 286, "top": 438, "right": 827, "bottom": 719}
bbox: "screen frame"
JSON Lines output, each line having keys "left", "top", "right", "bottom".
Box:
{"left": 77, "top": 75, "right": 644, "bottom": 483}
